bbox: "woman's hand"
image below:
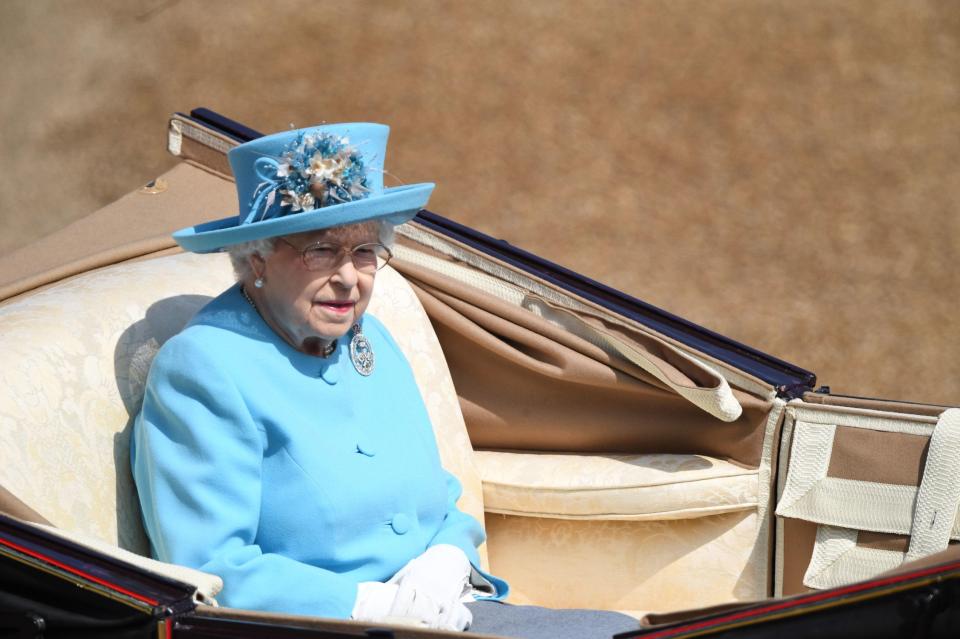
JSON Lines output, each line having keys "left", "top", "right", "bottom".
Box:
{"left": 352, "top": 582, "right": 401, "bottom": 622}
{"left": 352, "top": 580, "right": 472, "bottom": 631}
{"left": 387, "top": 544, "right": 473, "bottom": 629}
{"left": 392, "top": 580, "right": 472, "bottom": 630}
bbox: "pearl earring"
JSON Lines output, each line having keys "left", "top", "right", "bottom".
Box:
{"left": 254, "top": 278, "right": 264, "bottom": 288}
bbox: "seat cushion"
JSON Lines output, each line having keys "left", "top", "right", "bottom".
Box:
{"left": 475, "top": 450, "right": 757, "bottom": 520}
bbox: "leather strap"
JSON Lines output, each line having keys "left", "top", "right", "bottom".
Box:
{"left": 906, "top": 408, "right": 960, "bottom": 561}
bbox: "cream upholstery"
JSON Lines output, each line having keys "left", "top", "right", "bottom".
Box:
{"left": 475, "top": 451, "right": 762, "bottom": 611}
{"left": 0, "top": 252, "right": 233, "bottom": 555}
{"left": 0, "top": 250, "right": 487, "bottom": 566}
{"left": 485, "top": 512, "right": 761, "bottom": 612}
{"left": 476, "top": 451, "right": 757, "bottom": 520}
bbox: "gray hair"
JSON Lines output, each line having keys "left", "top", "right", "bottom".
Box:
{"left": 227, "top": 238, "right": 277, "bottom": 282}
{"left": 226, "top": 220, "right": 397, "bottom": 282}
{"left": 377, "top": 220, "right": 396, "bottom": 249}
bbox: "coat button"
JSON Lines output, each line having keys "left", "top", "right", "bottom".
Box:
{"left": 391, "top": 513, "right": 411, "bottom": 535}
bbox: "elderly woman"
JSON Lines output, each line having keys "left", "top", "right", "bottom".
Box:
{"left": 132, "top": 123, "right": 638, "bottom": 638}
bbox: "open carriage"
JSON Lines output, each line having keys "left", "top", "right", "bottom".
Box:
{"left": 0, "top": 109, "right": 957, "bottom": 638}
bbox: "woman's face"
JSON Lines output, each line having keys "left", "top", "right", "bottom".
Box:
{"left": 251, "top": 222, "right": 380, "bottom": 355}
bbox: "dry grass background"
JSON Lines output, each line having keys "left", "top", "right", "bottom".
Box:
{"left": 1, "top": 0, "right": 957, "bottom": 405}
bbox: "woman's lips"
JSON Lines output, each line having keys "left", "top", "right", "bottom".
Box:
{"left": 317, "top": 300, "right": 356, "bottom": 315}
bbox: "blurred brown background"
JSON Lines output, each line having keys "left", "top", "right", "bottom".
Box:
{"left": 1, "top": 0, "right": 957, "bottom": 404}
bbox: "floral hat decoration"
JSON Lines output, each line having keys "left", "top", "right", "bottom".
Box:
{"left": 173, "top": 123, "right": 434, "bottom": 253}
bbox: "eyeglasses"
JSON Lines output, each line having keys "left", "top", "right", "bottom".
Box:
{"left": 277, "top": 238, "right": 393, "bottom": 274}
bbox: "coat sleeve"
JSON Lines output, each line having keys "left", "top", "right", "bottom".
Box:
{"left": 131, "top": 337, "right": 359, "bottom": 617}
{"left": 426, "top": 469, "right": 510, "bottom": 599}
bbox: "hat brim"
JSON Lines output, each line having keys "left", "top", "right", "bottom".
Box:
{"left": 173, "top": 183, "right": 435, "bottom": 253}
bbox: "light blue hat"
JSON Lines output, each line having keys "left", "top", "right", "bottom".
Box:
{"left": 173, "top": 123, "right": 434, "bottom": 253}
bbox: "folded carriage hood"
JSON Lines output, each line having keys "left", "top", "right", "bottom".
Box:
{"left": 0, "top": 160, "right": 235, "bottom": 304}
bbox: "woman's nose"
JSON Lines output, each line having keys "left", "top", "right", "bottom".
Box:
{"left": 329, "top": 255, "right": 360, "bottom": 287}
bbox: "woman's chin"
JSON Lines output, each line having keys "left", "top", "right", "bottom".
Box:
{"left": 307, "top": 315, "right": 356, "bottom": 342}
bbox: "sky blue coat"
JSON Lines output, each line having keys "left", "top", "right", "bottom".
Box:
{"left": 131, "top": 285, "right": 507, "bottom": 617}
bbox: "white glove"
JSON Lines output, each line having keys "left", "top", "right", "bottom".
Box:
{"left": 392, "top": 579, "right": 471, "bottom": 631}
{"left": 351, "top": 580, "right": 471, "bottom": 631}
{"left": 388, "top": 544, "right": 474, "bottom": 630}
{"left": 352, "top": 582, "right": 402, "bottom": 623}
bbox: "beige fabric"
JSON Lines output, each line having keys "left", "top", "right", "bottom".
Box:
{"left": 474, "top": 437, "right": 766, "bottom": 611}
{"left": 395, "top": 259, "right": 773, "bottom": 466}
{"left": 396, "top": 223, "right": 775, "bottom": 401}
{"left": 827, "top": 426, "right": 928, "bottom": 486}
{"left": 0, "top": 252, "right": 235, "bottom": 554}
{"left": 0, "top": 250, "right": 488, "bottom": 568}
{"left": 486, "top": 511, "right": 763, "bottom": 612}
{"left": 395, "top": 244, "right": 743, "bottom": 422}
{"left": 524, "top": 298, "right": 742, "bottom": 422}
{"left": 475, "top": 450, "right": 757, "bottom": 520}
